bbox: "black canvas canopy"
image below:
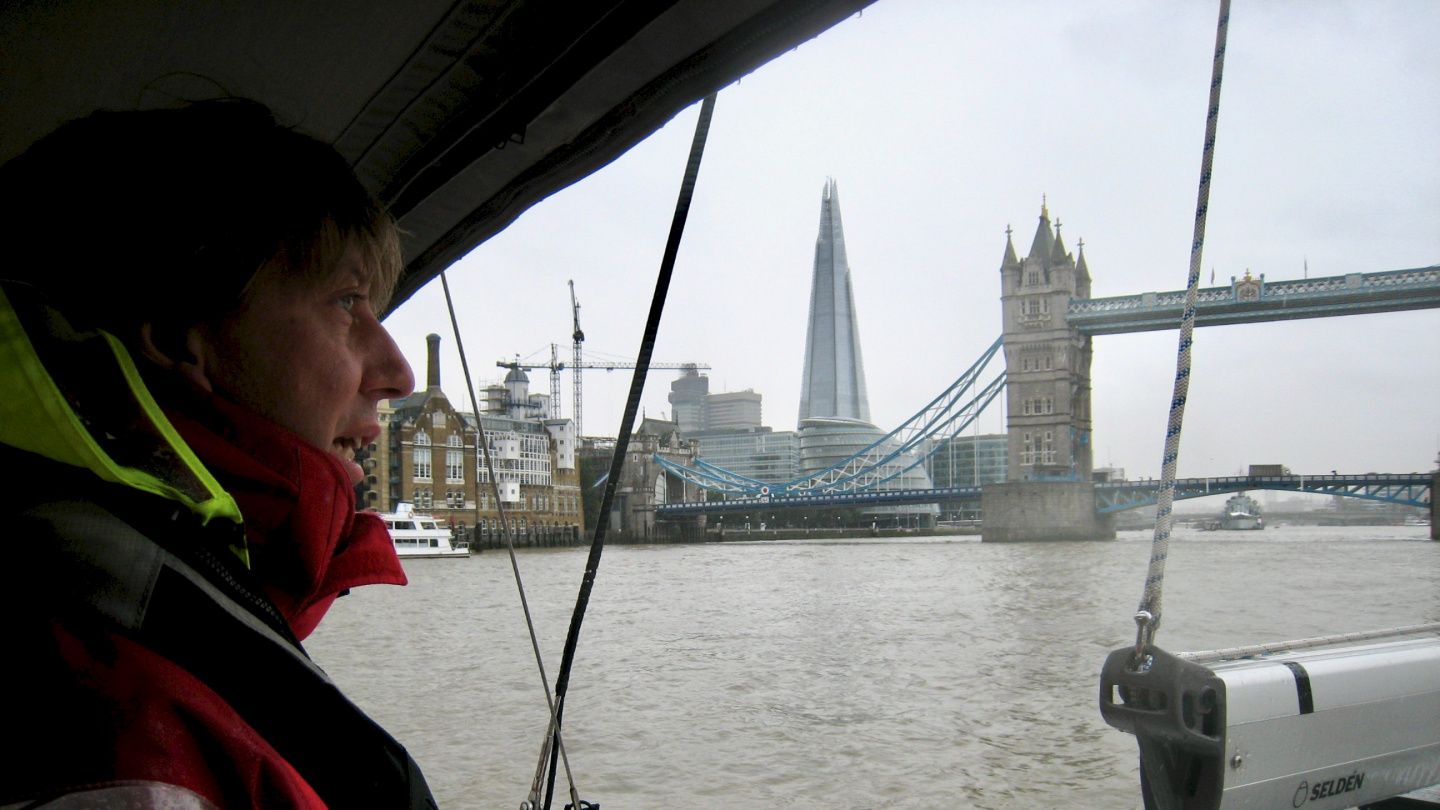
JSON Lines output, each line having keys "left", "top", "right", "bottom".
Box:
{"left": 1, "top": 0, "right": 872, "bottom": 309}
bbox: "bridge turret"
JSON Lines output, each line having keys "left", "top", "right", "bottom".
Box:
{"left": 1050, "top": 220, "right": 1069, "bottom": 264}
{"left": 1001, "top": 226, "right": 1020, "bottom": 269}
{"left": 999, "top": 199, "right": 1094, "bottom": 483}
{"left": 1000, "top": 225, "right": 1022, "bottom": 297}
{"left": 1027, "top": 200, "right": 1054, "bottom": 261}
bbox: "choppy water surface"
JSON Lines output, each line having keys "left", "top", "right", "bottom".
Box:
{"left": 306, "top": 526, "right": 1438, "bottom": 809}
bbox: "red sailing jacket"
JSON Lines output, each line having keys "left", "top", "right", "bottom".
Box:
{"left": 3, "top": 388, "right": 415, "bottom": 809}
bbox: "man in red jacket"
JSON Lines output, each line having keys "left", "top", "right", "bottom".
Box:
{"left": 0, "top": 100, "right": 435, "bottom": 808}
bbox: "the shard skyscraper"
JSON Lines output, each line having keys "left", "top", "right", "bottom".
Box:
{"left": 793, "top": 180, "right": 934, "bottom": 515}
{"left": 797, "top": 178, "right": 872, "bottom": 424}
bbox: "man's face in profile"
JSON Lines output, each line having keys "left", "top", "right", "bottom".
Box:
{"left": 186, "top": 245, "right": 415, "bottom": 482}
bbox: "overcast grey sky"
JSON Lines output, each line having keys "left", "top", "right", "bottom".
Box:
{"left": 385, "top": 0, "right": 1440, "bottom": 481}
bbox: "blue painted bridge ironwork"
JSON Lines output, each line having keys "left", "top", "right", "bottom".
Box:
{"left": 654, "top": 473, "right": 1432, "bottom": 517}
{"left": 656, "top": 485, "right": 983, "bottom": 516}
{"left": 1095, "top": 473, "right": 1433, "bottom": 513}
{"left": 1067, "top": 265, "right": 1440, "bottom": 335}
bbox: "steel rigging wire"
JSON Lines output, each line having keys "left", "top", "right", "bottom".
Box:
{"left": 438, "top": 86, "right": 717, "bottom": 810}
{"left": 441, "top": 271, "right": 584, "bottom": 810}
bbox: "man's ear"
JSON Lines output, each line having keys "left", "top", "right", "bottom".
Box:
{"left": 139, "top": 322, "right": 214, "bottom": 392}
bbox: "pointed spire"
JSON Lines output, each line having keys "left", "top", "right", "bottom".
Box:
{"left": 1027, "top": 198, "right": 1053, "bottom": 260}
{"left": 1001, "top": 224, "right": 1019, "bottom": 268}
{"left": 1076, "top": 237, "right": 1090, "bottom": 281}
{"left": 1051, "top": 218, "right": 1068, "bottom": 263}
{"left": 798, "top": 177, "right": 871, "bottom": 425}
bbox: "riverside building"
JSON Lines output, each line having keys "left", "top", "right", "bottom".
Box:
{"left": 362, "top": 334, "right": 583, "bottom": 546}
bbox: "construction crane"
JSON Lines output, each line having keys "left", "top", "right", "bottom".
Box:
{"left": 570, "top": 280, "right": 584, "bottom": 436}
{"left": 565, "top": 280, "right": 709, "bottom": 437}
{"left": 497, "top": 346, "right": 710, "bottom": 433}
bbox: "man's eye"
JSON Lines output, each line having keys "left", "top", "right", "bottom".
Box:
{"left": 338, "top": 294, "right": 359, "bottom": 312}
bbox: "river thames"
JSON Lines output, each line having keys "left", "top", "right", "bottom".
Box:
{"left": 306, "top": 526, "right": 1438, "bottom": 809}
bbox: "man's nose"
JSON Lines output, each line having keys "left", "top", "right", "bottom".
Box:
{"left": 363, "top": 321, "right": 415, "bottom": 400}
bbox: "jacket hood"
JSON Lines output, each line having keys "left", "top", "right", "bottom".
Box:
{"left": 0, "top": 280, "right": 248, "bottom": 563}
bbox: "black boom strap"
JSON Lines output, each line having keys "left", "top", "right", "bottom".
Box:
{"left": 541, "top": 92, "right": 718, "bottom": 810}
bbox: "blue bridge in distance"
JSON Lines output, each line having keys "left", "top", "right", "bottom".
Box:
{"left": 656, "top": 472, "right": 1433, "bottom": 516}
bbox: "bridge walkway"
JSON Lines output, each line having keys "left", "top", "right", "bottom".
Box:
{"left": 655, "top": 473, "right": 1432, "bottom": 516}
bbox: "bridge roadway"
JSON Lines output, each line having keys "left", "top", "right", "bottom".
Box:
{"left": 1066, "top": 265, "right": 1440, "bottom": 335}
{"left": 654, "top": 473, "right": 1433, "bottom": 516}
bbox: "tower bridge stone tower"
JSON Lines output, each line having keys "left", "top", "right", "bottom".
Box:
{"left": 982, "top": 200, "right": 1110, "bottom": 541}
{"left": 999, "top": 200, "right": 1093, "bottom": 482}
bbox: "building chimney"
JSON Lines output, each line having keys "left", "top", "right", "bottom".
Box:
{"left": 425, "top": 333, "right": 441, "bottom": 390}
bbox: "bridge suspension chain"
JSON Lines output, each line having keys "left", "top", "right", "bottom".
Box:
{"left": 658, "top": 337, "right": 1006, "bottom": 499}
{"left": 1134, "top": 0, "right": 1232, "bottom": 657}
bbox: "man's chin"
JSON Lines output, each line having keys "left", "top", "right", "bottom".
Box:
{"left": 328, "top": 446, "right": 366, "bottom": 486}
{"left": 341, "top": 456, "right": 365, "bottom": 486}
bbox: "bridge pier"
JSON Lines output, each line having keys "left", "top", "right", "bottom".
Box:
{"left": 981, "top": 481, "right": 1115, "bottom": 542}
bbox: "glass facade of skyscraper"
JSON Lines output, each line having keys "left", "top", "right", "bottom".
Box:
{"left": 926, "top": 434, "right": 1008, "bottom": 488}
{"left": 692, "top": 427, "right": 799, "bottom": 485}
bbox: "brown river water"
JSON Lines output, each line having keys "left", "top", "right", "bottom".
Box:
{"left": 306, "top": 526, "right": 1438, "bottom": 809}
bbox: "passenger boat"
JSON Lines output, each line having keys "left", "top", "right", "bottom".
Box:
{"left": 1200, "top": 492, "right": 1266, "bottom": 531}
{"left": 379, "top": 503, "right": 470, "bottom": 559}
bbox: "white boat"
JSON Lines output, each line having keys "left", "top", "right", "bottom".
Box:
{"left": 380, "top": 503, "right": 470, "bottom": 558}
{"left": 1200, "top": 493, "right": 1266, "bottom": 531}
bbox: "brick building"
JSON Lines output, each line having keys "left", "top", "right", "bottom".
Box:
{"left": 360, "top": 334, "right": 583, "bottom": 546}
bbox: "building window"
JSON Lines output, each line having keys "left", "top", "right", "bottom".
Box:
{"left": 1026, "top": 270, "right": 1041, "bottom": 286}
{"left": 413, "top": 443, "right": 432, "bottom": 481}
{"left": 1023, "top": 396, "right": 1056, "bottom": 416}
{"left": 1022, "top": 297, "right": 1049, "bottom": 316}
{"left": 446, "top": 449, "right": 464, "bottom": 483}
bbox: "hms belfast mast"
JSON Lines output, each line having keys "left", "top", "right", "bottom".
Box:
{"left": 798, "top": 178, "right": 872, "bottom": 424}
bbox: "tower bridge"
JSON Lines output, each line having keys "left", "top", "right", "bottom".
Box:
{"left": 654, "top": 199, "right": 1439, "bottom": 540}
{"left": 655, "top": 472, "right": 1432, "bottom": 515}
{"left": 1069, "top": 265, "right": 1440, "bottom": 335}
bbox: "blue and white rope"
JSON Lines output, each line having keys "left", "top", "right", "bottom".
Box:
{"left": 1135, "top": 0, "right": 1232, "bottom": 655}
